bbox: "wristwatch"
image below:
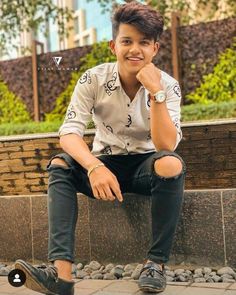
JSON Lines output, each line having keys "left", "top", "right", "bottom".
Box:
{"left": 149, "top": 90, "right": 166, "bottom": 103}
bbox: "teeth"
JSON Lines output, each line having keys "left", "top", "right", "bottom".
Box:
{"left": 128, "top": 58, "right": 142, "bottom": 61}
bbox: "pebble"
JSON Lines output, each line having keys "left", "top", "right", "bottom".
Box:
{"left": 111, "top": 266, "right": 124, "bottom": 278}
{"left": 166, "top": 270, "right": 175, "bottom": 277}
{"left": 104, "top": 263, "right": 114, "bottom": 272}
{"left": 103, "top": 273, "right": 117, "bottom": 280}
{"left": 174, "top": 269, "right": 185, "bottom": 276}
{"left": 76, "top": 270, "right": 88, "bottom": 279}
{"left": 91, "top": 273, "right": 103, "bottom": 279}
{"left": 71, "top": 264, "right": 77, "bottom": 274}
{"left": 76, "top": 263, "right": 83, "bottom": 270}
{"left": 124, "top": 264, "right": 135, "bottom": 272}
{"left": 166, "top": 275, "right": 174, "bottom": 282}
{"left": 0, "top": 267, "right": 10, "bottom": 276}
{"left": 88, "top": 261, "right": 101, "bottom": 271}
{"left": 131, "top": 264, "right": 143, "bottom": 280}
{"left": 203, "top": 267, "right": 212, "bottom": 275}
{"left": 0, "top": 260, "right": 236, "bottom": 283}
{"left": 194, "top": 268, "right": 203, "bottom": 275}
{"left": 212, "top": 275, "right": 221, "bottom": 282}
{"left": 217, "top": 267, "right": 235, "bottom": 276}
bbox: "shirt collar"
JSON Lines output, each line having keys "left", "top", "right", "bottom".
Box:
{"left": 112, "top": 62, "right": 121, "bottom": 88}
{"left": 112, "top": 62, "right": 145, "bottom": 91}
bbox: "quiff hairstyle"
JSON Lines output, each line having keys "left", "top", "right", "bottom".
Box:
{"left": 112, "top": 1, "right": 164, "bottom": 42}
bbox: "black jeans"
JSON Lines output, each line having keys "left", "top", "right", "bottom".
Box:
{"left": 47, "top": 150, "right": 186, "bottom": 264}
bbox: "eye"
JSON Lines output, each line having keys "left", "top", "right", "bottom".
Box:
{"left": 141, "top": 40, "right": 150, "bottom": 45}
{"left": 121, "top": 39, "right": 131, "bottom": 45}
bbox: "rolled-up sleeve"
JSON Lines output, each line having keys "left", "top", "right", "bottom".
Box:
{"left": 59, "top": 70, "right": 95, "bottom": 137}
{"left": 166, "top": 82, "right": 182, "bottom": 149}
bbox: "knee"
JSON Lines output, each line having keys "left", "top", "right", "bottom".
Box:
{"left": 154, "top": 156, "right": 183, "bottom": 178}
{"left": 50, "top": 158, "right": 69, "bottom": 168}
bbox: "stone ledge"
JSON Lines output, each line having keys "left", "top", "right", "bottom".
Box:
{"left": 0, "top": 189, "right": 235, "bottom": 267}
{"left": 1, "top": 119, "right": 236, "bottom": 142}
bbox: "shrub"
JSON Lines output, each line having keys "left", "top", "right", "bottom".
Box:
{"left": 46, "top": 41, "right": 116, "bottom": 122}
{"left": 0, "top": 78, "right": 31, "bottom": 124}
{"left": 0, "top": 121, "right": 61, "bottom": 136}
{"left": 186, "top": 40, "right": 236, "bottom": 104}
{"left": 181, "top": 100, "right": 236, "bottom": 121}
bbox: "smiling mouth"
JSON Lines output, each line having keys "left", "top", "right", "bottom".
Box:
{"left": 127, "top": 57, "right": 144, "bottom": 61}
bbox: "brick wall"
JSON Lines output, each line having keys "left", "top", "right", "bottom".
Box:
{"left": 0, "top": 121, "right": 235, "bottom": 196}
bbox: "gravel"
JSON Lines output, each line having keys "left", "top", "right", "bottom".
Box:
{"left": 1, "top": 261, "right": 236, "bottom": 282}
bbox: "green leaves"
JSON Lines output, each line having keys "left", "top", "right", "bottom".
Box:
{"left": 182, "top": 100, "right": 236, "bottom": 121}
{"left": 90, "top": 0, "right": 236, "bottom": 26}
{"left": 186, "top": 41, "right": 236, "bottom": 104}
{"left": 0, "top": 0, "right": 73, "bottom": 55}
{"left": 0, "top": 78, "right": 31, "bottom": 124}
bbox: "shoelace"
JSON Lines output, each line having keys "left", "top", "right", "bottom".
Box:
{"left": 37, "top": 264, "right": 58, "bottom": 281}
{"left": 142, "top": 265, "right": 163, "bottom": 278}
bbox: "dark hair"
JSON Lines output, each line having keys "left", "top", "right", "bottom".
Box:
{"left": 112, "top": 1, "right": 164, "bottom": 42}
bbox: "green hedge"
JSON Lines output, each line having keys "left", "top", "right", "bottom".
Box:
{"left": 0, "top": 101, "right": 235, "bottom": 136}
{"left": 181, "top": 100, "right": 236, "bottom": 121}
{"left": 186, "top": 40, "right": 236, "bottom": 104}
{"left": 0, "top": 78, "right": 31, "bottom": 124}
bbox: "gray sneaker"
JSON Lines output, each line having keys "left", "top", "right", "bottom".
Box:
{"left": 138, "top": 261, "right": 166, "bottom": 293}
{"left": 14, "top": 259, "right": 74, "bottom": 295}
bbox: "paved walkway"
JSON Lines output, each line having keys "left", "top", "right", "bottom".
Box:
{"left": 1, "top": 277, "right": 236, "bottom": 295}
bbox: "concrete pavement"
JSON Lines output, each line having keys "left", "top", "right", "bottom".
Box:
{"left": 1, "top": 276, "right": 236, "bottom": 295}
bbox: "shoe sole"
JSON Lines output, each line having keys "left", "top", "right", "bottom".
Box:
{"left": 15, "top": 260, "right": 57, "bottom": 295}
{"left": 139, "top": 285, "right": 165, "bottom": 293}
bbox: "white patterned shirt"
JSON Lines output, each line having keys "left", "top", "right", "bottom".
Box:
{"left": 59, "top": 62, "right": 182, "bottom": 156}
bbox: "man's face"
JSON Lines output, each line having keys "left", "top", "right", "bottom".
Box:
{"left": 109, "top": 23, "right": 159, "bottom": 76}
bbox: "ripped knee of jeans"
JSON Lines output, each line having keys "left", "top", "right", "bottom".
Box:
{"left": 47, "top": 157, "right": 70, "bottom": 171}
{"left": 153, "top": 155, "right": 184, "bottom": 179}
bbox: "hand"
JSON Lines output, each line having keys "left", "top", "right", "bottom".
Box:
{"left": 136, "top": 63, "right": 163, "bottom": 94}
{"left": 88, "top": 166, "right": 123, "bottom": 202}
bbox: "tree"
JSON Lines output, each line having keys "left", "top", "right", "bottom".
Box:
{"left": 0, "top": 0, "right": 73, "bottom": 56}
{"left": 88, "top": 0, "right": 236, "bottom": 26}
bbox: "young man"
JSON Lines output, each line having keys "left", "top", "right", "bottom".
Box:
{"left": 15, "top": 1, "right": 186, "bottom": 294}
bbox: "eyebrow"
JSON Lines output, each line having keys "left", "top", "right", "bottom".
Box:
{"left": 120, "top": 36, "right": 151, "bottom": 41}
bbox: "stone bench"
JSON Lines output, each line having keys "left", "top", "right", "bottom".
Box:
{"left": 0, "top": 189, "right": 235, "bottom": 267}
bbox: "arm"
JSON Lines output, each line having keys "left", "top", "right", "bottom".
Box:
{"left": 136, "top": 63, "right": 181, "bottom": 151}
{"left": 60, "top": 134, "right": 123, "bottom": 202}
{"left": 59, "top": 71, "right": 123, "bottom": 202}
{"left": 150, "top": 100, "right": 177, "bottom": 151}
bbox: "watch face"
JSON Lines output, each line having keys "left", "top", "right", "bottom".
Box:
{"left": 155, "top": 91, "right": 166, "bottom": 103}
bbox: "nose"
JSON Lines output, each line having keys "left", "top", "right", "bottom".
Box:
{"left": 129, "top": 43, "right": 141, "bottom": 54}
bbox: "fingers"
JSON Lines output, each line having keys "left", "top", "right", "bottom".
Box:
{"left": 89, "top": 169, "right": 123, "bottom": 202}
{"left": 110, "top": 179, "right": 123, "bottom": 202}
{"left": 92, "top": 182, "right": 123, "bottom": 202}
{"left": 103, "top": 185, "right": 116, "bottom": 201}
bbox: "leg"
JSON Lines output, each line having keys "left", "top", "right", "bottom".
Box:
{"left": 130, "top": 151, "right": 186, "bottom": 263}
{"left": 15, "top": 153, "right": 93, "bottom": 295}
{"left": 133, "top": 151, "right": 186, "bottom": 293}
{"left": 48, "top": 158, "right": 72, "bottom": 281}
{"left": 147, "top": 154, "right": 185, "bottom": 264}
{"left": 47, "top": 156, "right": 78, "bottom": 281}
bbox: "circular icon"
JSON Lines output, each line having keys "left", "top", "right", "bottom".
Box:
{"left": 8, "top": 269, "right": 26, "bottom": 287}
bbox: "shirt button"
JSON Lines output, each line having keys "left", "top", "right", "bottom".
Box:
{"left": 127, "top": 143, "right": 130, "bottom": 146}
{"left": 127, "top": 104, "right": 130, "bottom": 107}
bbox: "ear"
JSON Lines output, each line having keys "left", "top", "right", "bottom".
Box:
{"left": 153, "top": 42, "right": 160, "bottom": 57}
{"left": 109, "top": 40, "right": 116, "bottom": 55}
